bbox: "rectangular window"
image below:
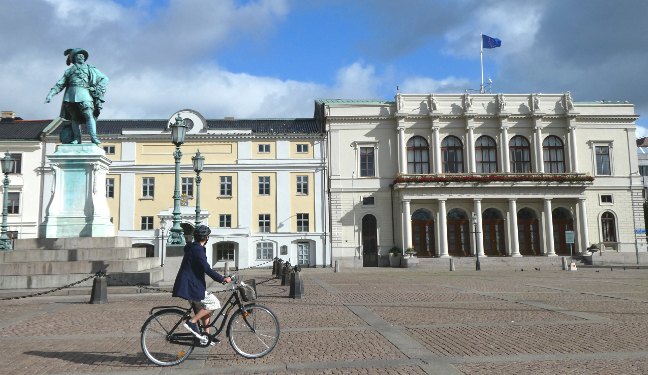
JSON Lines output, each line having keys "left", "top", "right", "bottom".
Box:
{"left": 258, "top": 176, "right": 270, "bottom": 195}
{"left": 595, "top": 146, "right": 611, "bottom": 175}
{"left": 297, "top": 213, "right": 309, "bottom": 232}
{"left": 600, "top": 194, "right": 613, "bottom": 204}
{"left": 103, "top": 145, "right": 115, "bottom": 155}
{"left": 142, "top": 177, "right": 155, "bottom": 198}
{"left": 106, "top": 178, "right": 115, "bottom": 198}
{"left": 181, "top": 177, "right": 194, "bottom": 197}
{"left": 296, "top": 175, "right": 308, "bottom": 195}
{"left": 258, "top": 214, "right": 271, "bottom": 232}
{"left": 297, "top": 144, "right": 309, "bottom": 153}
{"left": 640, "top": 166, "right": 648, "bottom": 176}
{"left": 362, "top": 196, "right": 375, "bottom": 206}
{"left": 360, "top": 146, "right": 375, "bottom": 177}
{"left": 220, "top": 176, "right": 232, "bottom": 196}
{"left": 9, "top": 154, "right": 21, "bottom": 174}
{"left": 216, "top": 243, "right": 235, "bottom": 261}
{"left": 258, "top": 144, "right": 270, "bottom": 153}
{"left": 219, "top": 214, "right": 232, "bottom": 228}
{"left": 7, "top": 192, "right": 19, "bottom": 214}
{"left": 256, "top": 242, "right": 273, "bottom": 260}
{"left": 140, "top": 216, "right": 154, "bottom": 230}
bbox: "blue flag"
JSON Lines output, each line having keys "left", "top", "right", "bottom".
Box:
{"left": 482, "top": 34, "right": 501, "bottom": 49}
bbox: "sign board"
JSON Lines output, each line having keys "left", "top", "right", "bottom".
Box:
{"left": 565, "top": 231, "right": 575, "bottom": 244}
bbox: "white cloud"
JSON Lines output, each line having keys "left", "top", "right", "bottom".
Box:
{"left": 400, "top": 76, "right": 472, "bottom": 94}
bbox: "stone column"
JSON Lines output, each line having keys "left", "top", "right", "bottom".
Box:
{"left": 398, "top": 125, "right": 407, "bottom": 174}
{"left": 544, "top": 198, "right": 556, "bottom": 256}
{"left": 568, "top": 121, "right": 579, "bottom": 173}
{"left": 533, "top": 117, "right": 544, "bottom": 173}
{"left": 403, "top": 200, "right": 412, "bottom": 250}
{"left": 474, "top": 199, "right": 484, "bottom": 257}
{"left": 509, "top": 199, "right": 521, "bottom": 257}
{"left": 432, "top": 122, "right": 442, "bottom": 173}
{"left": 438, "top": 199, "right": 449, "bottom": 258}
{"left": 578, "top": 198, "right": 590, "bottom": 255}
{"left": 466, "top": 117, "right": 476, "bottom": 173}
{"left": 500, "top": 119, "right": 510, "bottom": 173}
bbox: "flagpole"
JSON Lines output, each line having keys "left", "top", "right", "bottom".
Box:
{"left": 480, "top": 33, "right": 484, "bottom": 94}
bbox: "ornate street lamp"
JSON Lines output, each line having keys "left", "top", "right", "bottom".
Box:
{"left": 168, "top": 115, "right": 187, "bottom": 245}
{"left": 0, "top": 152, "right": 15, "bottom": 251}
{"left": 159, "top": 219, "right": 167, "bottom": 267}
{"left": 192, "top": 150, "right": 205, "bottom": 226}
{"left": 472, "top": 212, "right": 481, "bottom": 271}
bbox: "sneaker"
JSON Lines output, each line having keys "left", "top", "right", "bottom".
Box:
{"left": 183, "top": 320, "right": 205, "bottom": 340}
{"left": 199, "top": 336, "right": 220, "bottom": 346}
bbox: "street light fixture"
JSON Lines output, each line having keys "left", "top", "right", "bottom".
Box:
{"left": 192, "top": 150, "right": 204, "bottom": 226}
{"left": 472, "top": 212, "right": 481, "bottom": 271}
{"left": 0, "top": 152, "right": 15, "bottom": 251}
{"left": 168, "top": 114, "right": 187, "bottom": 246}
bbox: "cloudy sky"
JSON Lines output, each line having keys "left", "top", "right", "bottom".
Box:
{"left": 1, "top": 0, "right": 647, "bottom": 135}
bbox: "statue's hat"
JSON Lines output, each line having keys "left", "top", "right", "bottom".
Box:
{"left": 64, "top": 48, "right": 89, "bottom": 65}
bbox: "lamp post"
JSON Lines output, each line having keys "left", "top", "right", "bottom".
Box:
{"left": 192, "top": 150, "right": 204, "bottom": 226}
{"left": 160, "top": 219, "right": 167, "bottom": 267}
{"left": 472, "top": 212, "right": 481, "bottom": 271}
{"left": 168, "top": 114, "right": 187, "bottom": 245}
{"left": 0, "top": 152, "right": 15, "bottom": 251}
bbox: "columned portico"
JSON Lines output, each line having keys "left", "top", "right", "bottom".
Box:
{"left": 431, "top": 122, "right": 442, "bottom": 173}
{"left": 438, "top": 199, "right": 449, "bottom": 258}
{"left": 403, "top": 200, "right": 412, "bottom": 251}
{"left": 544, "top": 198, "right": 556, "bottom": 256}
{"left": 568, "top": 120, "right": 579, "bottom": 172}
{"left": 578, "top": 198, "right": 590, "bottom": 255}
{"left": 533, "top": 116, "right": 544, "bottom": 173}
{"left": 474, "top": 199, "right": 485, "bottom": 257}
{"left": 397, "top": 125, "right": 406, "bottom": 174}
{"left": 500, "top": 116, "right": 510, "bottom": 173}
{"left": 466, "top": 117, "right": 476, "bottom": 173}
{"left": 509, "top": 198, "right": 521, "bottom": 257}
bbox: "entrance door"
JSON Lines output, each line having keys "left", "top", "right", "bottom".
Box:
{"left": 482, "top": 208, "right": 505, "bottom": 256}
{"left": 552, "top": 207, "right": 574, "bottom": 256}
{"left": 297, "top": 242, "right": 310, "bottom": 267}
{"left": 362, "top": 214, "right": 378, "bottom": 267}
{"left": 447, "top": 209, "right": 469, "bottom": 257}
{"left": 518, "top": 208, "right": 540, "bottom": 256}
{"left": 411, "top": 209, "right": 435, "bottom": 257}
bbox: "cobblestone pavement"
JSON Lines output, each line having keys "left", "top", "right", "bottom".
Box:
{"left": 1, "top": 266, "right": 648, "bottom": 374}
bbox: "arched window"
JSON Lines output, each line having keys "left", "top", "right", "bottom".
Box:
{"left": 543, "top": 136, "right": 565, "bottom": 173}
{"left": 407, "top": 136, "right": 430, "bottom": 174}
{"left": 510, "top": 136, "right": 531, "bottom": 173}
{"left": 601, "top": 212, "right": 617, "bottom": 242}
{"left": 441, "top": 136, "right": 464, "bottom": 173}
{"left": 475, "top": 136, "right": 498, "bottom": 173}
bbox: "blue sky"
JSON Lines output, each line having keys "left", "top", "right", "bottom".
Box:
{"left": 1, "top": 0, "right": 647, "bottom": 135}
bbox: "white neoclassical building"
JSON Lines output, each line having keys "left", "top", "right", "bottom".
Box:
{"left": 318, "top": 93, "right": 645, "bottom": 266}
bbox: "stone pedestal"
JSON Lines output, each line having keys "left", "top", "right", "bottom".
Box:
{"left": 40, "top": 144, "right": 114, "bottom": 238}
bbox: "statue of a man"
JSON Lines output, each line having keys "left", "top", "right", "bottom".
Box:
{"left": 45, "top": 48, "right": 108, "bottom": 145}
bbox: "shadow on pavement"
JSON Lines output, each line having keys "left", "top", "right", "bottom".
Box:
{"left": 25, "top": 350, "right": 152, "bottom": 367}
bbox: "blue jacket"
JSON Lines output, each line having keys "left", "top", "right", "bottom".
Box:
{"left": 172, "top": 241, "right": 225, "bottom": 301}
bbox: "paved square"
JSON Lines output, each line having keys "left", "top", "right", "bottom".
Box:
{"left": 1, "top": 266, "right": 648, "bottom": 374}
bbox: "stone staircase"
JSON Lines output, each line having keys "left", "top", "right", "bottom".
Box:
{"left": 0, "top": 237, "right": 163, "bottom": 289}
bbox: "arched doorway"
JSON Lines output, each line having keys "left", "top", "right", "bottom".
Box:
{"left": 447, "top": 208, "right": 469, "bottom": 256}
{"left": 411, "top": 209, "right": 435, "bottom": 257}
{"left": 362, "top": 214, "right": 378, "bottom": 267}
{"left": 553, "top": 207, "right": 574, "bottom": 255}
{"left": 518, "top": 208, "right": 540, "bottom": 256}
{"left": 180, "top": 222, "right": 195, "bottom": 244}
{"left": 482, "top": 208, "right": 505, "bottom": 256}
{"left": 601, "top": 211, "right": 618, "bottom": 249}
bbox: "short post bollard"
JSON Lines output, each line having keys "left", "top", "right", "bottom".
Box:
{"left": 334, "top": 260, "right": 340, "bottom": 273}
{"left": 289, "top": 265, "right": 303, "bottom": 299}
{"left": 561, "top": 256, "right": 567, "bottom": 271}
{"left": 89, "top": 274, "right": 107, "bottom": 304}
{"left": 449, "top": 258, "right": 455, "bottom": 271}
{"left": 281, "top": 261, "right": 292, "bottom": 286}
{"left": 272, "top": 257, "right": 279, "bottom": 276}
{"left": 274, "top": 259, "right": 284, "bottom": 278}
{"left": 224, "top": 261, "right": 230, "bottom": 276}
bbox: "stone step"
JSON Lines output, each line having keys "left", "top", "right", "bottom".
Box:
{"left": 0, "top": 268, "right": 164, "bottom": 290}
{"left": 0, "top": 257, "right": 160, "bottom": 276}
{"left": 0, "top": 247, "right": 147, "bottom": 263}
{"left": 13, "top": 236, "right": 132, "bottom": 251}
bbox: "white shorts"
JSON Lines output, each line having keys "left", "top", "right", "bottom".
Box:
{"left": 191, "top": 291, "right": 221, "bottom": 311}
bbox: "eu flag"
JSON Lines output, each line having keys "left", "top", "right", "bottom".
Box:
{"left": 482, "top": 34, "right": 502, "bottom": 49}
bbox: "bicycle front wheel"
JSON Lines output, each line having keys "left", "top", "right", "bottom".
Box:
{"left": 141, "top": 308, "right": 194, "bottom": 366}
{"left": 228, "top": 304, "right": 280, "bottom": 359}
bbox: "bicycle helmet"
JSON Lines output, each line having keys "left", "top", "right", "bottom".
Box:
{"left": 193, "top": 225, "right": 211, "bottom": 241}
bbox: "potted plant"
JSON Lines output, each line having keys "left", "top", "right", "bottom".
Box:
{"left": 388, "top": 246, "right": 401, "bottom": 268}
{"left": 405, "top": 247, "right": 417, "bottom": 257}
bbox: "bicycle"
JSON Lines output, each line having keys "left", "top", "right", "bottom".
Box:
{"left": 140, "top": 275, "right": 280, "bottom": 366}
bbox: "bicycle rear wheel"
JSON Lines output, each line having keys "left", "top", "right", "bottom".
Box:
{"left": 141, "top": 309, "right": 194, "bottom": 366}
{"left": 228, "top": 304, "right": 280, "bottom": 359}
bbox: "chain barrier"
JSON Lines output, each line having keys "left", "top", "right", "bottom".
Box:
{"left": 0, "top": 259, "right": 279, "bottom": 301}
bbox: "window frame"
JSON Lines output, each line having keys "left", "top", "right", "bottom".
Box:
{"left": 475, "top": 135, "right": 498, "bottom": 173}
{"left": 601, "top": 211, "right": 617, "bottom": 242}
{"left": 359, "top": 145, "right": 376, "bottom": 177}
{"left": 543, "top": 135, "right": 566, "bottom": 173}
{"left": 258, "top": 144, "right": 271, "bottom": 153}
{"left": 219, "top": 176, "right": 232, "bottom": 197}
{"left": 219, "top": 214, "right": 232, "bottom": 228}
{"left": 103, "top": 145, "right": 116, "bottom": 155}
{"left": 297, "top": 213, "right": 309, "bottom": 232}
{"left": 296, "top": 175, "right": 309, "bottom": 195}
{"left": 441, "top": 136, "right": 464, "bottom": 173}
{"left": 216, "top": 242, "right": 236, "bottom": 261}
{"left": 142, "top": 177, "right": 155, "bottom": 199}
{"left": 9, "top": 153, "right": 22, "bottom": 174}
{"left": 296, "top": 143, "right": 309, "bottom": 153}
{"left": 509, "top": 135, "right": 532, "bottom": 173}
{"left": 256, "top": 241, "right": 273, "bottom": 260}
{"left": 600, "top": 194, "right": 613, "bottom": 205}
{"left": 105, "top": 178, "right": 115, "bottom": 198}
{"left": 140, "top": 216, "right": 154, "bottom": 230}
{"left": 406, "top": 136, "right": 430, "bottom": 174}
{"left": 7, "top": 192, "right": 20, "bottom": 214}
{"left": 595, "top": 144, "right": 612, "bottom": 176}
{"left": 258, "top": 176, "right": 271, "bottom": 195}
{"left": 258, "top": 214, "right": 271, "bottom": 232}
{"left": 181, "top": 177, "right": 194, "bottom": 198}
